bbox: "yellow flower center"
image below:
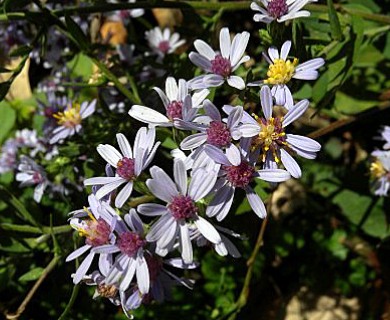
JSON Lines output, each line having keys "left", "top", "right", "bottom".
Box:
{"left": 370, "top": 159, "right": 386, "bottom": 179}
{"left": 264, "top": 58, "right": 298, "bottom": 85}
{"left": 53, "top": 103, "right": 82, "bottom": 128}
{"left": 251, "top": 114, "right": 287, "bottom": 162}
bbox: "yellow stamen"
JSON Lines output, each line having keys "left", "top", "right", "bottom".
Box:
{"left": 53, "top": 103, "right": 82, "bottom": 128}
{"left": 83, "top": 206, "right": 97, "bottom": 222}
{"left": 264, "top": 58, "right": 298, "bottom": 85}
{"left": 370, "top": 159, "right": 386, "bottom": 179}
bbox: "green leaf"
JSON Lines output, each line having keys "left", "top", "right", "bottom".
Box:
{"left": 0, "top": 101, "right": 16, "bottom": 144}
{"left": 327, "top": 0, "right": 343, "bottom": 40}
{"left": 65, "top": 15, "right": 90, "bottom": 53}
{"left": 335, "top": 91, "right": 376, "bottom": 115}
{"left": 19, "top": 267, "right": 44, "bottom": 282}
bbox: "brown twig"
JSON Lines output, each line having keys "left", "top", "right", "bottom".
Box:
{"left": 5, "top": 255, "right": 61, "bottom": 320}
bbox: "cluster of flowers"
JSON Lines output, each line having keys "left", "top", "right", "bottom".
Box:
{"left": 370, "top": 126, "right": 390, "bottom": 196}
{"left": 67, "top": 4, "right": 324, "bottom": 316}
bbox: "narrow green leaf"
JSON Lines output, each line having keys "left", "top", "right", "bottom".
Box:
{"left": 9, "top": 44, "right": 32, "bottom": 57}
{"left": 327, "top": 0, "right": 343, "bottom": 40}
{"left": 65, "top": 15, "right": 90, "bottom": 52}
{"left": 19, "top": 267, "right": 44, "bottom": 282}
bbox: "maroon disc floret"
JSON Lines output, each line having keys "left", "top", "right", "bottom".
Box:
{"left": 169, "top": 195, "right": 198, "bottom": 220}
{"left": 118, "top": 231, "right": 146, "bottom": 257}
{"left": 206, "top": 121, "right": 232, "bottom": 148}
{"left": 211, "top": 54, "right": 232, "bottom": 78}
{"left": 158, "top": 40, "right": 170, "bottom": 54}
{"left": 166, "top": 100, "right": 183, "bottom": 120}
{"left": 225, "top": 161, "right": 255, "bottom": 188}
{"left": 85, "top": 218, "right": 111, "bottom": 247}
{"left": 267, "top": 0, "right": 289, "bottom": 19}
{"left": 116, "top": 157, "right": 135, "bottom": 180}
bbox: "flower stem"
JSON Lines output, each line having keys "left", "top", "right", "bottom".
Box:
{"left": 0, "top": 223, "right": 71, "bottom": 234}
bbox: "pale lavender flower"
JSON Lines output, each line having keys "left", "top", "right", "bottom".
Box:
{"left": 370, "top": 150, "right": 390, "bottom": 196}
{"left": 93, "top": 209, "right": 150, "bottom": 294}
{"left": 225, "top": 86, "right": 321, "bottom": 178}
{"left": 66, "top": 195, "right": 118, "bottom": 284}
{"left": 0, "top": 138, "right": 18, "bottom": 173}
{"left": 105, "top": 0, "right": 144, "bottom": 22}
{"left": 15, "top": 156, "right": 48, "bottom": 203}
{"left": 15, "top": 129, "right": 39, "bottom": 149}
{"left": 251, "top": 0, "right": 317, "bottom": 24}
{"left": 129, "top": 77, "right": 209, "bottom": 127}
{"left": 204, "top": 143, "right": 290, "bottom": 220}
{"left": 145, "top": 27, "right": 185, "bottom": 59}
{"left": 138, "top": 159, "right": 223, "bottom": 264}
{"left": 188, "top": 27, "right": 250, "bottom": 90}
{"left": 84, "top": 127, "right": 160, "bottom": 208}
{"left": 49, "top": 99, "right": 97, "bottom": 144}
{"left": 249, "top": 40, "right": 324, "bottom": 108}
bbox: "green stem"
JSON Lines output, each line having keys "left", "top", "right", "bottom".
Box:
{"left": 0, "top": 2, "right": 389, "bottom": 24}
{"left": 57, "top": 285, "right": 80, "bottom": 320}
{"left": 0, "top": 223, "right": 71, "bottom": 234}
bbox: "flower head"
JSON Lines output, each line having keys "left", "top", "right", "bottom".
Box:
{"left": 138, "top": 159, "right": 223, "bottom": 264}
{"left": 145, "top": 27, "right": 185, "bottom": 58}
{"left": 251, "top": 0, "right": 317, "bottom": 24}
{"left": 370, "top": 150, "right": 390, "bottom": 196}
{"left": 249, "top": 41, "right": 324, "bottom": 108}
{"left": 188, "top": 27, "right": 250, "bottom": 90}
{"left": 50, "top": 99, "right": 96, "bottom": 144}
{"left": 84, "top": 127, "right": 160, "bottom": 208}
{"left": 129, "top": 77, "right": 209, "bottom": 127}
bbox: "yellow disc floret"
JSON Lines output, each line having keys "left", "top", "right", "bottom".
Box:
{"left": 251, "top": 114, "right": 287, "bottom": 163}
{"left": 264, "top": 58, "right": 298, "bottom": 85}
{"left": 370, "top": 158, "right": 386, "bottom": 179}
{"left": 53, "top": 103, "right": 82, "bottom": 128}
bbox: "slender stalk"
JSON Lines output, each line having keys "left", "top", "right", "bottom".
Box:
{"left": 57, "top": 285, "right": 80, "bottom": 320}
{"left": 5, "top": 255, "right": 61, "bottom": 320}
{"left": 0, "top": 223, "right": 71, "bottom": 234}
{"left": 0, "top": 2, "right": 390, "bottom": 24}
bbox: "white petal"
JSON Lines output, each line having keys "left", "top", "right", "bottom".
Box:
{"left": 165, "top": 77, "right": 178, "bottom": 101}
{"left": 129, "top": 105, "right": 170, "bottom": 126}
{"left": 194, "top": 216, "right": 221, "bottom": 244}
{"left": 116, "top": 133, "right": 132, "bottom": 158}
{"left": 280, "top": 148, "right": 301, "bottom": 178}
{"left": 115, "top": 181, "right": 133, "bottom": 208}
{"left": 97, "top": 144, "right": 122, "bottom": 167}
{"left": 227, "top": 76, "right": 245, "bottom": 90}
{"left": 194, "top": 39, "right": 216, "bottom": 60}
{"left": 179, "top": 223, "right": 193, "bottom": 264}
{"left": 282, "top": 99, "right": 309, "bottom": 127}
{"left": 136, "top": 256, "right": 150, "bottom": 294}
{"left": 219, "top": 27, "right": 231, "bottom": 59}
{"left": 280, "top": 41, "right": 291, "bottom": 60}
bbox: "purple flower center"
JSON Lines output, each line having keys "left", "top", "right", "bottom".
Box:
{"left": 116, "top": 157, "right": 135, "bottom": 180}
{"left": 118, "top": 231, "right": 146, "bottom": 257}
{"left": 211, "top": 54, "right": 232, "bottom": 77}
{"left": 267, "top": 0, "right": 289, "bottom": 19}
{"left": 158, "top": 40, "right": 170, "bottom": 54}
{"left": 32, "top": 172, "right": 43, "bottom": 184}
{"left": 166, "top": 100, "right": 183, "bottom": 120}
{"left": 224, "top": 161, "right": 255, "bottom": 188}
{"left": 85, "top": 218, "right": 111, "bottom": 247}
{"left": 206, "top": 121, "right": 232, "bottom": 148}
{"left": 169, "top": 195, "right": 198, "bottom": 220}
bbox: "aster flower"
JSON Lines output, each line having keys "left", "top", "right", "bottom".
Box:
{"left": 129, "top": 77, "right": 209, "bottom": 127}
{"left": 0, "top": 138, "right": 18, "bottom": 174}
{"left": 49, "top": 99, "right": 97, "bottom": 144}
{"left": 204, "top": 143, "right": 290, "bottom": 221}
{"left": 250, "top": 0, "right": 317, "bottom": 24}
{"left": 84, "top": 127, "right": 160, "bottom": 208}
{"left": 15, "top": 156, "right": 48, "bottom": 203}
{"left": 66, "top": 195, "right": 118, "bottom": 284}
{"left": 226, "top": 86, "right": 321, "bottom": 178}
{"left": 145, "top": 27, "right": 185, "bottom": 59}
{"left": 93, "top": 209, "right": 150, "bottom": 294}
{"left": 188, "top": 27, "right": 250, "bottom": 90}
{"left": 250, "top": 40, "right": 324, "bottom": 108}
{"left": 176, "top": 100, "right": 253, "bottom": 166}
{"left": 137, "top": 159, "right": 223, "bottom": 264}
{"left": 105, "top": 0, "right": 144, "bottom": 22}
{"left": 370, "top": 150, "right": 390, "bottom": 196}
